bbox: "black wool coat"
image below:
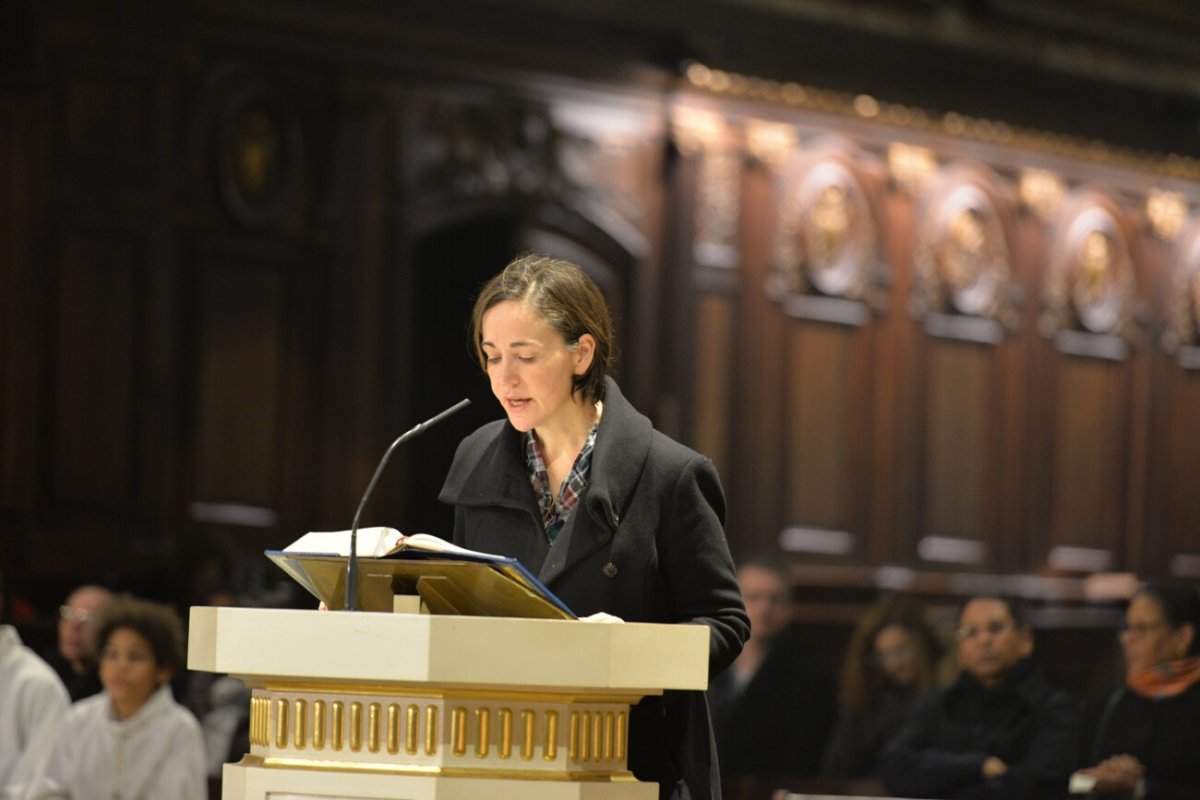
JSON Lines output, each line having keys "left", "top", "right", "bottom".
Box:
{"left": 439, "top": 377, "right": 749, "bottom": 800}
{"left": 708, "top": 633, "right": 837, "bottom": 778}
{"left": 1088, "top": 681, "right": 1200, "bottom": 800}
{"left": 879, "top": 657, "right": 1078, "bottom": 800}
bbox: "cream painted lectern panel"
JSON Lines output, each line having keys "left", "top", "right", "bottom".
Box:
{"left": 189, "top": 607, "right": 708, "bottom": 800}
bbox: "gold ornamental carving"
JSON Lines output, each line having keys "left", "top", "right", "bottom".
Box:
{"left": 1042, "top": 192, "right": 1137, "bottom": 343}
{"left": 247, "top": 686, "right": 634, "bottom": 780}
{"left": 768, "top": 145, "right": 886, "bottom": 315}
{"left": 912, "top": 165, "right": 1018, "bottom": 334}
{"left": 671, "top": 106, "right": 742, "bottom": 270}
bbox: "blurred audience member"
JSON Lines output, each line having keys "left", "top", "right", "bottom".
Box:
{"left": 44, "top": 585, "right": 112, "bottom": 702}
{"left": 1073, "top": 580, "right": 1200, "bottom": 800}
{"left": 26, "top": 596, "right": 206, "bottom": 800}
{"left": 0, "top": 570, "right": 70, "bottom": 799}
{"left": 708, "top": 556, "right": 836, "bottom": 780}
{"left": 880, "top": 595, "right": 1077, "bottom": 800}
{"left": 822, "top": 594, "right": 946, "bottom": 780}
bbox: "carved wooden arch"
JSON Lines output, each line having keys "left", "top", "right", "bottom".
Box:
{"left": 767, "top": 136, "right": 889, "bottom": 319}
{"left": 184, "top": 59, "right": 325, "bottom": 232}
{"left": 1041, "top": 185, "right": 1140, "bottom": 346}
{"left": 911, "top": 161, "right": 1020, "bottom": 335}
{"left": 408, "top": 195, "right": 642, "bottom": 371}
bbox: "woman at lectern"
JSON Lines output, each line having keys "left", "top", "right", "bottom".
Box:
{"left": 439, "top": 252, "right": 750, "bottom": 800}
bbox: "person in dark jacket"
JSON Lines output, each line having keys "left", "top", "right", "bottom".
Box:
{"left": 708, "top": 557, "right": 836, "bottom": 781}
{"left": 439, "top": 253, "right": 750, "bottom": 800}
{"left": 1073, "top": 580, "right": 1200, "bottom": 800}
{"left": 879, "top": 595, "right": 1077, "bottom": 800}
{"left": 821, "top": 594, "right": 946, "bottom": 782}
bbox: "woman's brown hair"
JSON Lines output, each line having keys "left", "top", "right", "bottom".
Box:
{"left": 839, "top": 594, "right": 945, "bottom": 713}
{"left": 469, "top": 253, "right": 615, "bottom": 403}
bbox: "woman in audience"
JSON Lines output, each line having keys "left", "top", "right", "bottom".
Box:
{"left": 27, "top": 596, "right": 206, "bottom": 800}
{"left": 1075, "top": 580, "right": 1200, "bottom": 800}
{"left": 821, "top": 593, "right": 946, "bottom": 781}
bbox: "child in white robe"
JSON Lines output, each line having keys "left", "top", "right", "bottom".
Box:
{"left": 25, "top": 596, "right": 206, "bottom": 800}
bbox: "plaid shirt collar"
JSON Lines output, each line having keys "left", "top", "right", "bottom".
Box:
{"left": 524, "top": 419, "right": 600, "bottom": 543}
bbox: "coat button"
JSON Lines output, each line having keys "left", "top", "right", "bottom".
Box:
{"left": 602, "top": 562, "right": 618, "bottom": 578}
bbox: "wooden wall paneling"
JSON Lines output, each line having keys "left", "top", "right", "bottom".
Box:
{"left": 0, "top": 102, "right": 36, "bottom": 514}
{"left": 1151, "top": 216, "right": 1200, "bottom": 578}
{"left": 49, "top": 230, "right": 144, "bottom": 508}
{"left": 762, "top": 139, "right": 887, "bottom": 564}
{"left": 1160, "top": 366, "right": 1200, "bottom": 579}
{"left": 727, "top": 157, "right": 784, "bottom": 555}
{"left": 780, "top": 321, "right": 875, "bottom": 561}
{"left": 873, "top": 190, "right": 920, "bottom": 565}
{"left": 669, "top": 105, "right": 767, "bottom": 552}
{"left": 693, "top": 295, "right": 736, "bottom": 482}
{"left": 918, "top": 338, "right": 994, "bottom": 566}
{"left": 1009, "top": 206, "right": 1051, "bottom": 569}
{"left": 182, "top": 240, "right": 325, "bottom": 557}
{"left": 904, "top": 163, "right": 1022, "bottom": 571}
{"left": 1043, "top": 356, "right": 1129, "bottom": 566}
{"left": 190, "top": 257, "right": 283, "bottom": 507}
{"left": 1032, "top": 189, "right": 1142, "bottom": 574}
{"left": 314, "top": 90, "right": 395, "bottom": 532}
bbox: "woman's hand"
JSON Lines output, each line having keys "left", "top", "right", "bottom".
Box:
{"left": 981, "top": 756, "right": 1009, "bottom": 779}
{"left": 1077, "top": 754, "right": 1144, "bottom": 794}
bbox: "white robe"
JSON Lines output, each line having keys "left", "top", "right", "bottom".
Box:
{"left": 28, "top": 684, "right": 206, "bottom": 800}
{"left": 0, "top": 626, "right": 70, "bottom": 799}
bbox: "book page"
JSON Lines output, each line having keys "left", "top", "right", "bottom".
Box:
{"left": 392, "top": 533, "right": 504, "bottom": 561}
{"left": 283, "top": 527, "right": 403, "bottom": 557}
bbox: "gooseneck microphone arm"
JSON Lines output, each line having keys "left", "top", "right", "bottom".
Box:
{"left": 344, "top": 397, "right": 472, "bottom": 611}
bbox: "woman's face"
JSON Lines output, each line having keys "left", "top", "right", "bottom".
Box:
{"left": 480, "top": 300, "right": 594, "bottom": 435}
{"left": 99, "top": 626, "right": 170, "bottom": 719}
{"left": 1121, "top": 594, "right": 1192, "bottom": 673}
{"left": 874, "top": 624, "right": 921, "bottom": 687}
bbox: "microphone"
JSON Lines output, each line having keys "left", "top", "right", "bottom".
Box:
{"left": 344, "top": 397, "right": 472, "bottom": 610}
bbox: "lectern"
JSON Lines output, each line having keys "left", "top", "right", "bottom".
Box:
{"left": 188, "top": 606, "right": 710, "bottom": 799}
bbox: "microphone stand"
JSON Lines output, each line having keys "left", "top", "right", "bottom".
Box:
{"left": 345, "top": 398, "right": 471, "bottom": 611}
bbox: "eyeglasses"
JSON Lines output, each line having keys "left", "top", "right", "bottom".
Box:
{"left": 955, "top": 620, "right": 1012, "bottom": 642}
{"left": 59, "top": 605, "right": 97, "bottom": 624}
{"left": 1119, "top": 621, "right": 1168, "bottom": 639}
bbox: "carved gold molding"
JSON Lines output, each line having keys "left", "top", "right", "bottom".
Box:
{"left": 682, "top": 61, "right": 1200, "bottom": 180}
{"left": 768, "top": 142, "right": 886, "bottom": 314}
{"left": 1041, "top": 189, "right": 1139, "bottom": 355}
{"left": 247, "top": 687, "right": 634, "bottom": 780}
{"left": 912, "top": 164, "right": 1019, "bottom": 334}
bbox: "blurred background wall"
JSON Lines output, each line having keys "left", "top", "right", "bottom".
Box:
{"left": 4, "top": 0, "right": 1200, "bottom": 691}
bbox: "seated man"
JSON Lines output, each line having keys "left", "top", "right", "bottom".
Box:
{"left": 707, "top": 556, "right": 836, "bottom": 780}
{"left": 879, "top": 595, "right": 1077, "bottom": 800}
{"left": 44, "top": 584, "right": 112, "bottom": 701}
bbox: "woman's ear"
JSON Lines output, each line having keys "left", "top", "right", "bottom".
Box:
{"left": 573, "top": 333, "right": 596, "bottom": 375}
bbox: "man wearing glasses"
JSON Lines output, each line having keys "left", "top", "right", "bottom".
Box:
{"left": 43, "top": 584, "right": 112, "bottom": 702}
{"left": 879, "top": 595, "right": 1078, "bottom": 800}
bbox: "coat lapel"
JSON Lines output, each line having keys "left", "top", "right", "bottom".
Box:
{"left": 539, "top": 378, "right": 652, "bottom": 587}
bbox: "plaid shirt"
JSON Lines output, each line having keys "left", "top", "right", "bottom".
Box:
{"left": 524, "top": 421, "right": 599, "bottom": 543}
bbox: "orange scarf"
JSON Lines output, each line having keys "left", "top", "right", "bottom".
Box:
{"left": 1126, "top": 654, "right": 1200, "bottom": 700}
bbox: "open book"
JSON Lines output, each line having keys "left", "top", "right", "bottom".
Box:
{"left": 267, "top": 528, "right": 575, "bottom": 620}
{"left": 282, "top": 527, "right": 500, "bottom": 561}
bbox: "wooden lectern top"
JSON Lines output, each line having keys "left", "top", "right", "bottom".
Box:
{"left": 188, "top": 606, "right": 709, "bottom": 694}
